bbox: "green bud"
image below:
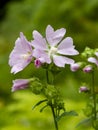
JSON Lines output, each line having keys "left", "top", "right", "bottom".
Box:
{"left": 45, "top": 84, "right": 57, "bottom": 99}
{"left": 56, "top": 100, "right": 65, "bottom": 110}
{"left": 30, "top": 78, "right": 43, "bottom": 95}
{"left": 81, "top": 47, "right": 94, "bottom": 59}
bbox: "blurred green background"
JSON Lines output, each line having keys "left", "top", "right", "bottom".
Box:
{"left": 0, "top": 0, "right": 98, "bottom": 129}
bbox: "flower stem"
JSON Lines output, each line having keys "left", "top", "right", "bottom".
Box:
{"left": 46, "top": 69, "right": 59, "bottom": 130}
{"left": 92, "top": 71, "right": 97, "bottom": 120}
{"left": 91, "top": 71, "right": 97, "bottom": 128}
{"left": 50, "top": 102, "right": 58, "bottom": 130}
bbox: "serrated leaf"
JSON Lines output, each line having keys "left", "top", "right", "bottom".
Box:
{"left": 56, "top": 111, "right": 78, "bottom": 121}
{"left": 32, "top": 99, "right": 47, "bottom": 110}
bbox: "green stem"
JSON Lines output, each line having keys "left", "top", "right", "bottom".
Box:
{"left": 91, "top": 71, "right": 97, "bottom": 129}
{"left": 92, "top": 71, "right": 96, "bottom": 120}
{"left": 46, "top": 69, "right": 50, "bottom": 84}
{"left": 46, "top": 69, "right": 59, "bottom": 130}
{"left": 50, "top": 102, "right": 58, "bottom": 130}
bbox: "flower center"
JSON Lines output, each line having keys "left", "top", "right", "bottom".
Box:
{"left": 49, "top": 46, "right": 57, "bottom": 56}
{"left": 21, "top": 52, "right": 31, "bottom": 60}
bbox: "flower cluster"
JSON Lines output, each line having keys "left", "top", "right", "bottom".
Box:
{"left": 9, "top": 25, "right": 79, "bottom": 91}
{"left": 70, "top": 47, "right": 98, "bottom": 73}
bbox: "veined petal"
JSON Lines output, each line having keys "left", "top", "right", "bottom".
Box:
{"left": 20, "top": 32, "right": 32, "bottom": 52}
{"left": 58, "top": 37, "right": 79, "bottom": 55}
{"left": 88, "top": 57, "right": 98, "bottom": 66}
{"left": 11, "top": 59, "right": 31, "bottom": 74}
{"left": 46, "top": 25, "right": 66, "bottom": 46}
{"left": 58, "top": 37, "right": 73, "bottom": 49}
{"left": 32, "top": 30, "right": 47, "bottom": 50}
{"left": 9, "top": 32, "right": 33, "bottom": 74}
{"left": 53, "top": 55, "right": 74, "bottom": 67}
{"left": 12, "top": 79, "right": 29, "bottom": 92}
{"left": 58, "top": 48, "right": 79, "bottom": 55}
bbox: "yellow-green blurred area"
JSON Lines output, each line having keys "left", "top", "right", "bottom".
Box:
{"left": 0, "top": 0, "right": 98, "bottom": 129}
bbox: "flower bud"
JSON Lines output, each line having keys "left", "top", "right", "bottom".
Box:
{"left": 81, "top": 47, "right": 94, "bottom": 58}
{"left": 79, "top": 86, "right": 89, "bottom": 93}
{"left": 70, "top": 62, "right": 83, "bottom": 72}
{"left": 30, "top": 79, "right": 43, "bottom": 95}
{"left": 12, "top": 79, "right": 30, "bottom": 92}
{"left": 34, "top": 59, "right": 42, "bottom": 68}
{"left": 45, "top": 84, "right": 57, "bottom": 99}
{"left": 83, "top": 65, "right": 92, "bottom": 73}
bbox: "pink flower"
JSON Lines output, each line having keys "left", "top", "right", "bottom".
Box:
{"left": 9, "top": 32, "right": 33, "bottom": 74}
{"left": 12, "top": 79, "right": 30, "bottom": 92}
{"left": 32, "top": 25, "right": 79, "bottom": 67}
{"left": 70, "top": 63, "right": 80, "bottom": 72}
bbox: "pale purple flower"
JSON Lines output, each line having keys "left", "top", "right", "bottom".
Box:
{"left": 12, "top": 79, "right": 30, "bottom": 92}
{"left": 32, "top": 25, "right": 79, "bottom": 67}
{"left": 79, "top": 86, "right": 89, "bottom": 93}
{"left": 70, "top": 63, "right": 80, "bottom": 72}
{"left": 88, "top": 58, "right": 98, "bottom": 66}
{"left": 88, "top": 52, "right": 98, "bottom": 67}
{"left": 83, "top": 65, "right": 92, "bottom": 73}
{"left": 9, "top": 32, "right": 33, "bottom": 74}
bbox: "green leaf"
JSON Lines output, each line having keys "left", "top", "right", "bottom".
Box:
{"left": 32, "top": 99, "right": 47, "bottom": 110}
{"left": 40, "top": 105, "right": 48, "bottom": 112}
{"left": 76, "top": 117, "right": 92, "bottom": 128}
{"left": 56, "top": 111, "right": 78, "bottom": 121}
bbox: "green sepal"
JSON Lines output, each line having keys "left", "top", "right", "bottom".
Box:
{"left": 56, "top": 111, "right": 78, "bottom": 122}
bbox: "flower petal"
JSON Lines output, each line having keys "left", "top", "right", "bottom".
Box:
{"left": 88, "top": 57, "right": 98, "bottom": 66}
{"left": 58, "top": 37, "right": 79, "bottom": 55}
{"left": 9, "top": 32, "right": 33, "bottom": 74}
{"left": 58, "top": 37, "right": 73, "bottom": 49}
{"left": 32, "top": 30, "right": 47, "bottom": 50}
{"left": 11, "top": 60, "right": 31, "bottom": 74}
{"left": 46, "top": 25, "right": 66, "bottom": 46}
{"left": 53, "top": 55, "right": 74, "bottom": 67}
{"left": 20, "top": 32, "right": 32, "bottom": 51}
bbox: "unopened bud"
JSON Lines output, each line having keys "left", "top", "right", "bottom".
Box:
{"left": 83, "top": 65, "right": 92, "bottom": 73}
{"left": 79, "top": 86, "right": 89, "bottom": 93}
{"left": 34, "top": 59, "right": 42, "bottom": 68}
{"left": 70, "top": 62, "right": 84, "bottom": 72}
